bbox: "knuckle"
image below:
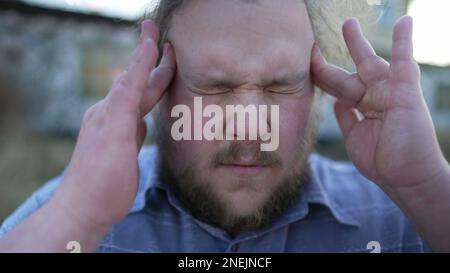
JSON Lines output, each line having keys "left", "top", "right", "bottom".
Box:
{"left": 82, "top": 104, "right": 97, "bottom": 122}
{"left": 108, "top": 89, "right": 137, "bottom": 110}
{"left": 115, "top": 72, "right": 133, "bottom": 90}
{"left": 82, "top": 100, "right": 105, "bottom": 123}
{"left": 106, "top": 91, "right": 140, "bottom": 117}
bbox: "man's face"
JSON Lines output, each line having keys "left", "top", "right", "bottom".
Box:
{"left": 156, "top": 0, "right": 317, "bottom": 233}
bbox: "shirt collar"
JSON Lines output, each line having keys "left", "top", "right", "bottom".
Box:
{"left": 130, "top": 146, "right": 360, "bottom": 230}
{"left": 304, "top": 153, "right": 361, "bottom": 227}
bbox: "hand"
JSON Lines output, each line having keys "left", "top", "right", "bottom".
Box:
{"left": 54, "top": 20, "right": 176, "bottom": 232}
{"left": 311, "top": 16, "right": 447, "bottom": 191}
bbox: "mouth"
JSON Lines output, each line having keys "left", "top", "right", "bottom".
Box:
{"left": 218, "top": 162, "right": 272, "bottom": 176}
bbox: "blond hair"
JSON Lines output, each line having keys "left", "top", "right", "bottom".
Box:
{"left": 305, "top": 0, "right": 380, "bottom": 67}
{"left": 146, "top": 0, "right": 379, "bottom": 67}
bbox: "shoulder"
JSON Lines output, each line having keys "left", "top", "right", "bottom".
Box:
{"left": 309, "top": 154, "right": 393, "bottom": 209}
{"left": 0, "top": 175, "right": 62, "bottom": 237}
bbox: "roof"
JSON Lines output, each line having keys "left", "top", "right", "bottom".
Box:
{"left": 0, "top": 0, "right": 137, "bottom": 27}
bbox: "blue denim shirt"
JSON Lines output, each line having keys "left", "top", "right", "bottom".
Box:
{"left": 0, "top": 146, "right": 430, "bottom": 252}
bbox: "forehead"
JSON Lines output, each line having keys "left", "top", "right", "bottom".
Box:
{"left": 167, "top": 0, "right": 314, "bottom": 81}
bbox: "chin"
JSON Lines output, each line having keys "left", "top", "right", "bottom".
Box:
{"left": 220, "top": 188, "right": 270, "bottom": 217}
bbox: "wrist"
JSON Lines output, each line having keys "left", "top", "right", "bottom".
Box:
{"left": 385, "top": 155, "right": 450, "bottom": 209}
{"left": 49, "top": 188, "right": 112, "bottom": 242}
{"left": 381, "top": 156, "right": 450, "bottom": 252}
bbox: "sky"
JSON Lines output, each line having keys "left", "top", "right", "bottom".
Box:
{"left": 22, "top": 0, "right": 450, "bottom": 67}
{"left": 408, "top": 0, "right": 450, "bottom": 66}
{"left": 23, "top": 0, "right": 157, "bottom": 19}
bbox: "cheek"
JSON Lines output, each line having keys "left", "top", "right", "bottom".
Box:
{"left": 277, "top": 92, "right": 315, "bottom": 161}
{"left": 160, "top": 74, "right": 220, "bottom": 172}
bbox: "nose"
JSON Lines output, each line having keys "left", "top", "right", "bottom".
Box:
{"left": 223, "top": 92, "right": 270, "bottom": 141}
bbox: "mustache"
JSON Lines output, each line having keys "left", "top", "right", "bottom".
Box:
{"left": 213, "top": 141, "right": 282, "bottom": 167}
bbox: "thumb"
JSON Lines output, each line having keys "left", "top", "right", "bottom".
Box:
{"left": 136, "top": 119, "right": 148, "bottom": 150}
{"left": 334, "top": 101, "right": 359, "bottom": 139}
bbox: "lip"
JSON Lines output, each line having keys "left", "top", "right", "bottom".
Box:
{"left": 219, "top": 163, "right": 271, "bottom": 176}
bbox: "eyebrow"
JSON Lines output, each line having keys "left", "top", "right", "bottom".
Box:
{"left": 184, "top": 71, "right": 309, "bottom": 88}
{"left": 262, "top": 71, "right": 309, "bottom": 86}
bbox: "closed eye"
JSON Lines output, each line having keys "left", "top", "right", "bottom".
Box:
{"left": 264, "top": 83, "right": 306, "bottom": 95}
{"left": 188, "top": 85, "right": 232, "bottom": 95}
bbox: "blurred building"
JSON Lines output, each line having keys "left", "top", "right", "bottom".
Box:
{"left": 0, "top": 0, "right": 138, "bottom": 136}
{"left": 1, "top": 0, "right": 449, "bottom": 138}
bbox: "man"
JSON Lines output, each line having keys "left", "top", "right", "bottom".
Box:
{"left": 0, "top": 0, "right": 449, "bottom": 253}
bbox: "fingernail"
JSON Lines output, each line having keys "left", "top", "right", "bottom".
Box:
{"left": 139, "top": 25, "right": 147, "bottom": 43}
{"left": 163, "top": 42, "right": 170, "bottom": 56}
{"left": 348, "top": 17, "right": 358, "bottom": 25}
{"left": 346, "top": 17, "right": 361, "bottom": 31}
{"left": 403, "top": 15, "right": 413, "bottom": 26}
{"left": 313, "top": 44, "right": 320, "bottom": 55}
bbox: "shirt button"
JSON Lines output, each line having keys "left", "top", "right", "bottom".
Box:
{"left": 230, "top": 244, "right": 239, "bottom": 252}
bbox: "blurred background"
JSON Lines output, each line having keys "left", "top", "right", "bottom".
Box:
{"left": 0, "top": 0, "right": 449, "bottom": 222}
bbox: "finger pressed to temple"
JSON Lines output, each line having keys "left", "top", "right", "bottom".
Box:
{"left": 311, "top": 45, "right": 365, "bottom": 107}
